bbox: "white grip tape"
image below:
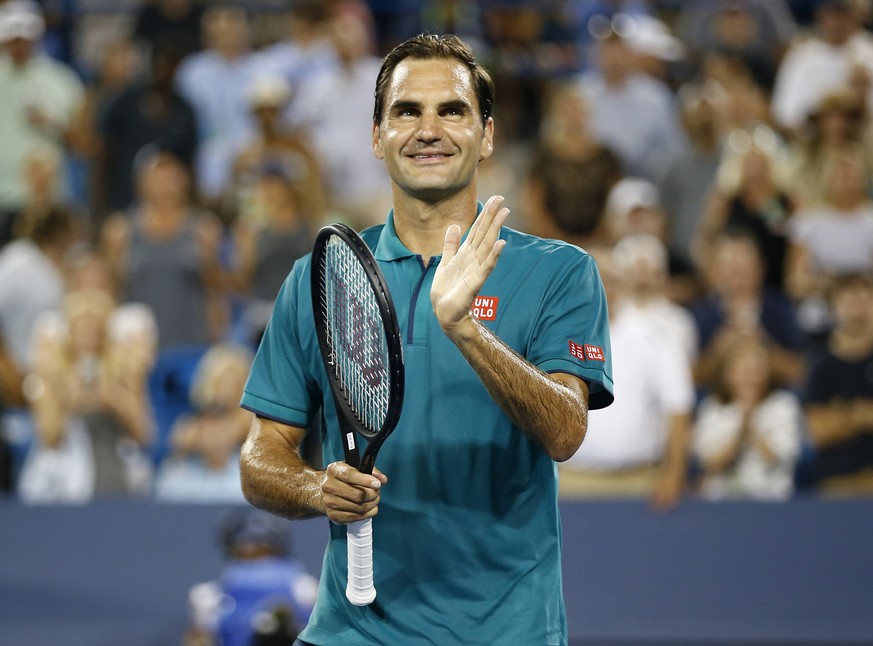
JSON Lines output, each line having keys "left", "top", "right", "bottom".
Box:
{"left": 346, "top": 518, "right": 376, "bottom": 606}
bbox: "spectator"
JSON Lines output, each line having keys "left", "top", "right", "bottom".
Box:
{"left": 99, "top": 41, "right": 198, "bottom": 213}
{"left": 155, "top": 343, "right": 253, "bottom": 502}
{"left": 560, "top": 249, "right": 694, "bottom": 510}
{"left": 692, "top": 336, "right": 803, "bottom": 500}
{"left": 622, "top": 13, "right": 686, "bottom": 91}
{"left": 786, "top": 147, "right": 873, "bottom": 340}
{"left": 771, "top": 0, "right": 873, "bottom": 135}
{"left": 0, "top": 205, "right": 78, "bottom": 374}
{"left": 658, "top": 80, "right": 725, "bottom": 266}
{"left": 611, "top": 233, "right": 698, "bottom": 362}
{"left": 101, "top": 148, "right": 226, "bottom": 351}
{"left": 0, "top": 0, "right": 84, "bottom": 246}
{"left": 18, "top": 288, "right": 156, "bottom": 503}
{"left": 251, "top": 0, "right": 338, "bottom": 128}
{"left": 692, "top": 124, "right": 796, "bottom": 291}
{"left": 696, "top": 47, "right": 774, "bottom": 133}
{"left": 577, "top": 22, "right": 685, "bottom": 184}
{"left": 228, "top": 76, "right": 326, "bottom": 228}
{"left": 175, "top": 5, "right": 260, "bottom": 210}
{"left": 229, "top": 164, "right": 313, "bottom": 347}
{"left": 522, "top": 80, "right": 622, "bottom": 248}
{"left": 801, "top": 272, "right": 873, "bottom": 493}
{"left": 786, "top": 89, "right": 869, "bottom": 209}
{"left": 675, "top": 0, "right": 796, "bottom": 90}
{"left": 185, "top": 509, "right": 318, "bottom": 646}
{"left": 293, "top": 4, "right": 392, "bottom": 229}
{"left": 66, "top": 37, "right": 145, "bottom": 233}
{"left": 478, "top": 2, "right": 580, "bottom": 140}
{"left": 602, "top": 177, "right": 700, "bottom": 304}
{"left": 0, "top": 329, "right": 25, "bottom": 493}
{"left": 132, "top": 0, "right": 204, "bottom": 61}
{"left": 690, "top": 227, "right": 806, "bottom": 390}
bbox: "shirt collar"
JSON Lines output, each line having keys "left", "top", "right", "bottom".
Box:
{"left": 374, "top": 202, "right": 485, "bottom": 262}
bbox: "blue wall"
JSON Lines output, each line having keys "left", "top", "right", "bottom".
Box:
{"left": 1, "top": 499, "right": 872, "bottom": 645}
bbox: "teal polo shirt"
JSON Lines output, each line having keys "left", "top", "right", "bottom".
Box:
{"left": 241, "top": 211, "right": 613, "bottom": 646}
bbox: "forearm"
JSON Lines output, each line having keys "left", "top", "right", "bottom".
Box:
{"left": 807, "top": 403, "right": 866, "bottom": 448}
{"left": 239, "top": 416, "right": 328, "bottom": 519}
{"left": 102, "top": 383, "right": 152, "bottom": 445}
{"left": 446, "top": 316, "right": 588, "bottom": 462}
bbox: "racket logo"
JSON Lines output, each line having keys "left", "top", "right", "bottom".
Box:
{"left": 346, "top": 432, "right": 356, "bottom": 451}
{"left": 331, "top": 274, "right": 386, "bottom": 387}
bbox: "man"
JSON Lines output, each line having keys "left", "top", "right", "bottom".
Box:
{"left": 0, "top": 0, "right": 84, "bottom": 246}
{"left": 174, "top": 4, "right": 260, "bottom": 206}
{"left": 770, "top": 0, "right": 873, "bottom": 135}
{"left": 802, "top": 273, "right": 873, "bottom": 493}
{"left": 239, "top": 34, "right": 613, "bottom": 645}
{"left": 559, "top": 244, "right": 694, "bottom": 510}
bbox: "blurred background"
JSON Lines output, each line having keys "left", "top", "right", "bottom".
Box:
{"left": 1, "top": 0, "right": 873, "bottom": 644}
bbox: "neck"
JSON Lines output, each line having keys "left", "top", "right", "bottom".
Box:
{"left": 391, "top": 188, "right": 480, "bottom": 261}
{"left": 831, "top": 325, "right": 873, "bottom": 360}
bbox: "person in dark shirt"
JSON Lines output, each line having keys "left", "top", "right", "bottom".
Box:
{"left": 99, "top": 43, "right": 198, "bottom": 213}
{"left": 802, "top": 272, "right": 873, "bottom": 493}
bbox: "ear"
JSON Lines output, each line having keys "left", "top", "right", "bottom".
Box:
{"left": 372, "top": 121, "right": 384, "bottom": 160}
{"left": 479, "top": 117, "right": 494, "bottom": 162}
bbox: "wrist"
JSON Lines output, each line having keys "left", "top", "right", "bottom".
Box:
{"left": 440, "top": 311, "right": 480, "bottom": 344}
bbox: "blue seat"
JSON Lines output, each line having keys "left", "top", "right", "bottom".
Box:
{"left": 147, "top": 345, "right": 210, "bottom": 466}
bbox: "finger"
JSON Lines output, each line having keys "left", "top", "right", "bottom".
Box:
{"left": 327, "top": 461, "right": 382, "bottom": 490}
{"left": 441, "top": 224, "right": 462, "bottom": 264}
{"left": 372, "top": 466, "right": 389, "bottom": 485}
{"left": 468, "top": 195, "right": 504, "bottom": 249}
{"left": 474, "top": 206, "right": 509, "bottom": 264}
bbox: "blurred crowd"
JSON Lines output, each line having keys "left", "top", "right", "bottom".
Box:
{"left": 1, "top": 0, "right": 873, "bottom": 508}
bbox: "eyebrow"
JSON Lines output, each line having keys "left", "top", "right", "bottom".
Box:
{"left": 388, "top": 98, "right": 473, "bottom": 114}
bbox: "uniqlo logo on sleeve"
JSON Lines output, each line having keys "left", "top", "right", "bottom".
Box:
{"left": 570, "top": 340, "right": 604, "bottom": 362}
{"left": 471, "top": 296, "right": 499, "bottom": 321}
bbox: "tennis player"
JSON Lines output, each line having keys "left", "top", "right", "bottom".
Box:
{"left": 239, "top": 33, "right": 614, "bottom": 645}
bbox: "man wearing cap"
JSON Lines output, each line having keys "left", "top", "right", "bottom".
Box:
{"left": 0, "top": 0, "right": 84, "bottom": 246}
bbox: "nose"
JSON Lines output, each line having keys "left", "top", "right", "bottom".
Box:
{"left": 415, "top": 110, "right": 442, "bottom": 142}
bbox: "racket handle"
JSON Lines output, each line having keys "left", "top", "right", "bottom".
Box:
{"left": 346, "top": 518, "right": 376, "bottom": 606}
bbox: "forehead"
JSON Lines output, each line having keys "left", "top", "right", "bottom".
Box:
{"left": 385, "top": 57, "right": 477, "bottom": 106}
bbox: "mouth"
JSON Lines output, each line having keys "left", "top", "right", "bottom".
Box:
{"left": 406, "top": 151, "right": 453, "bottom": 162}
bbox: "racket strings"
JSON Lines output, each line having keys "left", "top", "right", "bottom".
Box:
{"left": 320, "top": 236, "right": 391, "bottom": 432}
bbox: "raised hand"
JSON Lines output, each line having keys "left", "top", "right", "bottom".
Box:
{"left": 431, "top": 195, "right": 509, "bottom": 336}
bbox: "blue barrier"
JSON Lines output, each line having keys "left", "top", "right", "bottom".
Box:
{"left": 1, "top": 499, "right": 872, "bottom": 645}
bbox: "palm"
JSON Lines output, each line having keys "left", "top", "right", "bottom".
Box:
{"left": 431, "top": 196, "right": 509, "bottom": 332}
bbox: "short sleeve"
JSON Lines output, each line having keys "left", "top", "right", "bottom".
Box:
{"left": 527, "top": 250, "right": 614, "bottom": 409}
{"left": 240, "top": 259, "right": 318, "bottom": 427}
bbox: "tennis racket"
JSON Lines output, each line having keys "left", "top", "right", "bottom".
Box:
{"left": 310, "top": 223, "right": 405, "bottom": 606}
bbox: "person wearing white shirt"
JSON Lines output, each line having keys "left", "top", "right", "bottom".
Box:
{"left": 692, "top": 337, "right": 803, "bottom": 500}
{"left": 174, "top": 5, "right": 260, "bottom": 204}
{"left": 560, "top": 249, "right": 695, "bottom": 509}
{"left": 771, "top": 0, "right": 873, "bottom": 133}
{"left": 292, "top": 7, "right": 390, "bottom": 228}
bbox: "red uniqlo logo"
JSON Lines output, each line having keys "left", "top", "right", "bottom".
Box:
{"left": 570, "top": 341, "right": 604, "bottom": 362}
{"left": 471, "top": 296, "right": 499, "bottom": 321}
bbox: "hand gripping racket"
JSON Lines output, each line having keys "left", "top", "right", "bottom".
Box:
{"left": 310, "top": 223, "right": 404, "bottom": 606}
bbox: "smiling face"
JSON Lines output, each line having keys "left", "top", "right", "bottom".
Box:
{"left": 372, "top": 57, "right": 494, "bottom": 204}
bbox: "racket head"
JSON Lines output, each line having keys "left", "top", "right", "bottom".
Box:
{"left": 310, "top": 223, "right": 405, "bottom": 448}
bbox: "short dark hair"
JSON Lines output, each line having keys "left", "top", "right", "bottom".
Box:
{"left": 373, "top": 33, "right": 495, "bottom": 127}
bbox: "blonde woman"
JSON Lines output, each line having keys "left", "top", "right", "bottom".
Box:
{"left": 155, "top": 343, "right": 254, "bottom": 502}
{"left": 19, "top": 289, "right": 156, "bottom": 502}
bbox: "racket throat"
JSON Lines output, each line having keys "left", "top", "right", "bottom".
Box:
{"left": 340, "top": 418, "right": 361, "bottom": 469}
